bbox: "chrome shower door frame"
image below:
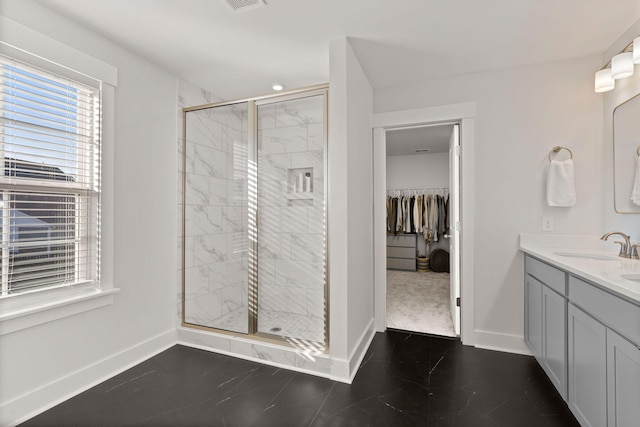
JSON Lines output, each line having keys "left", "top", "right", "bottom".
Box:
{"left": 181, "top": 84, "right": 329, "bottom": 351}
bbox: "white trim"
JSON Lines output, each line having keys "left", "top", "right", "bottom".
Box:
{"left": 372, "top": 103, "right": 476, "bottom": 346}
{"left": 1, "top": 328, "right": 176, "bottom": 427}
{"left": 473, "top": 330, "right": 532, "bottom": 356}
{"left": 372, "top": 127, "right": 387, "bottom": 332}
{"left": 0, "top": 29, "right": 117, "bottom": 339}
{"left": 347, "top": 318, "right": 376, "bottom": 383}
{"left": 0, "top": 288, "right": 119, "bottom": 336}
{"left": 372, "top": 103, "right": 476, "bottom": 128}
{"left": 0, "top": 16, "right": 118, "bottom": 86}
{"left": 459, "top": 117, "right": 476, "bottom": 347}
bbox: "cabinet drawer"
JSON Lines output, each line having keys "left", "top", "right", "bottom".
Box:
{"left": 525, "top": 255, "right": 566, "bottom": 295}
{"left": 387, "top": 257, "right": 416, "bottom": 271}
{"left": 569, "top": 276, "right": 640, "bottom": 346}
{"left": 387, "top": 235, "right": 416, "bottom": 248}
{"left": 387, "top": 246, "right": 415, "bottom": 259}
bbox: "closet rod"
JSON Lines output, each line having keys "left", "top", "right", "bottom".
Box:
{"left": 387, "top": 187, "right": 449, "bottom": 192}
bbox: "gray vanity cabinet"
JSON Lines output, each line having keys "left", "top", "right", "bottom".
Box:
{"left": 525, "top": 275, "right": 543, "bottom": 357}
{"left": 525, "top": 254, "right": 640, "bottom": 427}
{"left": 568, "top": 275, "right": 640, "bottom": 427}
{"left": 524, "top": 256, "right": 567, "bottom": 399}
{"left": 606, "top": 328, "right": 640, "bottom": 427}
{"left": 567, "top": 304, "right": 607, "bottom": 427}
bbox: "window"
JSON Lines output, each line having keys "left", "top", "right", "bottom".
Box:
{"left": 0, "top": 54, "right": 101, "bottom": 298}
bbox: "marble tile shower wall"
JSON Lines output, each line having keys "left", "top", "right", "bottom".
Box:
{"left": 178, "top": 81, "right": 214, "bottom": 326}
{"left": 178, "top": 82, "right": 326, "bottom": 342}
{"left": 178, "top": 80, "right": 249, "bottom": 332}
{"left": 257, "top": 96, "right": 325, "bottom": 329}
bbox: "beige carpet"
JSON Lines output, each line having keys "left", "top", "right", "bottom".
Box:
{"left": 386, "top": 270, "right": 457, "bottom": 337}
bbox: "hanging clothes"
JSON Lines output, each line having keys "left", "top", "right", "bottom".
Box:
{"left": 403, "top": 196, "right": 411, "bottom": 232}
{"left": 438, "top": 195, "right": 446, "bottom": 236}
{"left": 429, "top": 195, "right": 439, "bottom": 242}
{"left": 388, "top": 197, "right": 397, "bottom": 234}
{"left": 445, "top": 194, "right": 450, "bottom": 232}
{"left": 413, "top": 195, "right": 422, "bottom": 233}
{"left": 396, "top": 197, "right": 403, "bottom": 234}
{"left": 386, "top": 189, "right": 450, "bottom": 243}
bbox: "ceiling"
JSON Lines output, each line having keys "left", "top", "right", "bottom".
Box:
{"left": 33, "top": 0, "right": 640, "bottom": 100}
{"left": 386, "top": 125, "right": 453, "bottom": 156}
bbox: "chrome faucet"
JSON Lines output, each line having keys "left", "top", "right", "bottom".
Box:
{"left": 601, "top": 231, "right": 633, "bottom": 258}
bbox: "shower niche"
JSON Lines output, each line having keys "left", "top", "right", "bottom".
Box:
{"left": 181, "top": 87, "right": 328, "bottom": 349}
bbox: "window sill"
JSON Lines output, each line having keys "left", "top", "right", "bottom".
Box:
{"left": 0, "top": 287, "right": 120, "bottom": 336}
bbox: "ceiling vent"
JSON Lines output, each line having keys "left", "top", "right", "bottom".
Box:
{"left": 225, "top": 0, "right": 266, "bottom": 11}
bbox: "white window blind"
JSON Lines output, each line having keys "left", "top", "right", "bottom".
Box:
{"left": 0, "top": 54, "right": 101, "bottom": 297}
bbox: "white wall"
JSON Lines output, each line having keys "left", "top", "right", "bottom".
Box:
{"left": 329, "top": 37, "right": 375, "bottom": 378}
{"left": 386, "top": 152, "right": 449, "bottom": 189}
{"left": 375, "top": 56, "right": 604, "bottom": 351}
{"left": 0, "top": 2, "right": 178, "bottom": 424}
{"left": 602, "top": 19, "right": 640, "bottom": 238}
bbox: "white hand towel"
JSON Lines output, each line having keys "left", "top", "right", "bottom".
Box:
{"left": 631, "top": 156, "right": 640, "bottom": 206}
{"left": 547, "top": 159, "right": 576, "bottom": 207}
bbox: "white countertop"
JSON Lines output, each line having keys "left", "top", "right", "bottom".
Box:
{"left": 519, "top": 234, "right": 640, "bottom": 304}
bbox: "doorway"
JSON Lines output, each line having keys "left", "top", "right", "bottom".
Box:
{"left": 383, "top": 123, "right": 460, "bottom": 337}
{"left": 373, "top": 102, "right": 475, "bottom": 343}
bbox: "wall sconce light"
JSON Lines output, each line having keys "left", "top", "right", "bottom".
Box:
{"left": 595, "top": 35, "right": 639, "bottom": 93}
{"left": 612, "top": 52, "right": 634, "bottom": 79}
{"left": 595, "top": 69, "right": 615, "bottom": 92}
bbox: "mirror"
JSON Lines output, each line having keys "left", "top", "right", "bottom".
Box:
{"left": 613, "top": 92, "right": 640, "bottom": 214}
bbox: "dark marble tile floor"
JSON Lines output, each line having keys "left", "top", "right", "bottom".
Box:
{"left": 20, "top": 330, "right": 579, "bottom": 426}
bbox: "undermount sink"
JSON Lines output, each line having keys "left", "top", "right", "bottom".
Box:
{"left": 621, "top": 274, "right": 640, "bottom": 282}
{"left": 554, "top": 252, "right": 618, "bottom": 261}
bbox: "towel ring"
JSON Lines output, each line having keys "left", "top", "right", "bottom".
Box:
{"left": 548, "top": 146, "right": 573, "bottom": 162}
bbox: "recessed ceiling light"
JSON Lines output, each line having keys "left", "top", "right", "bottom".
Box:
{"left": 272, "top": 84, "right": 284, "bottom": 91}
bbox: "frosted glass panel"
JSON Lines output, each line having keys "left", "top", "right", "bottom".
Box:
{"left": 256, "top": 95, "right": 326, "bottom": 343}
{"left": 183, "top": 103, "right": 249, "bottom": 333}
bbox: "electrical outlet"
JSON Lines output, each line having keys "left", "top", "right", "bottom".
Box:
{"left": 542, "top": 216, "right": 554, "bottom": 232}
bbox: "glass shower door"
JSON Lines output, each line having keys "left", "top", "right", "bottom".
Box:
{"left": 255, "top": 92, "right": 327, "bottom": 345}
{"left": 183, "top": 102, "right": 249, "bottom": 334}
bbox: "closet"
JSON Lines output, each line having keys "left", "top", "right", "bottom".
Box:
{"left": 386, "top": 188, "right": 450, "bottom": 271}
{"left": 385, "top": 124, "right": 458, "bottom": 337}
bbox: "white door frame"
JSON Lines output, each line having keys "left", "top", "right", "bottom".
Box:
{"left": 449, "top": 124, "right": 461, "bottom": 335}
{"left": 372, "top": 102, "right": 476, "bottom": 345}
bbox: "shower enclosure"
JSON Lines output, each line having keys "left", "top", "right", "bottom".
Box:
{"left": 181, "top": 86, "right": 328, "bottom": 348}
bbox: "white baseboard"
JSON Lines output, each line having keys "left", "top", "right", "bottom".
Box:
{"left": 471, "top": 330, "right": 532, "bottom": 356}
{"left": 2, "top": 328, "right": 177, "bottom": 427}
{"left": 348, "top": 318, "right": 376, "bottom": 382}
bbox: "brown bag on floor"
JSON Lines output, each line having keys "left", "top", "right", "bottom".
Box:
{"left": 429, "top": 249, "right": 450, "bottom": 273}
